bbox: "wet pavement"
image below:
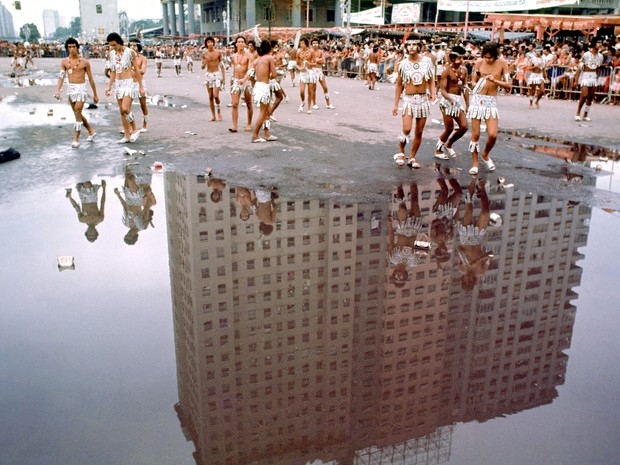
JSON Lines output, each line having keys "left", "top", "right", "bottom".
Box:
{"left": 1, "top": 57, "right": 620, "bottom": 465}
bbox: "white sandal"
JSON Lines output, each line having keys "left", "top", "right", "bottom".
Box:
{"left": 393, "top": 153, "right": 406, "bottom": 167}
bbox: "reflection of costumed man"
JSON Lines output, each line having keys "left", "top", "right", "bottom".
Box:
{"left": 392, "top": 34, "right": 436, "bottom": 169}
{"left": 435, "top": 45, "right": 469, "bottom": 160}
{"left": 66, "top": 180, "right": 107, "bottom": 242}
{"left": 575, "top": 43, "right": 603, "bottom": 122}
{"left": 387, "top": 183, "right": 427, "bottom": 288}
{"left": 430, "top": 169, "right": 461, "bottom": 267}
{"left": 114, "top": 167, "right": 156, "bottom": 246}
{"left": 456, "top": 178, "right": 493, "bottom": 291}
{"left": 255, "top": 187, "right": 277, "bottom": 237}
{"left": 105, "top": 32, "right": 143, "bottom": 144}
{"left": 54, "top": 37, "right": 99, "bottom": 148}
{"left": 526, "top": 48, "right": 546, "bottom": 108}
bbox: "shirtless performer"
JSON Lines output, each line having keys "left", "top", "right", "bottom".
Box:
{"left": 54, "top": 37, "right": 99, "bottom": 148}
{"left": 297, "top": 38, "right": 317, "bottom": 114}
{"left": 311, "top": 38, "right": 336, "bottom": 109}
{"left": 251, "top": 40, "right": 277, "bottom": 143}
{"left": 435, "top": 45, "right": 469, "bottom": 160}
{"left": 105, "top": 32, "right": 143, "bottom": 144}
{"left": 201, "top": 36, "right": 226, "bottom": 122}
{"left": 575, "top": 42, "right": 603, "bottom": 122}
{"left": 526, "top": 47, "right": 546, "bottom": 109}
{"left": 268, "top": 40, "right": 289, "bottom": 121}
{"left": 392, "top": 35, "right": 436, "bottom": 169}
{"left": 467, "top": 41, "right": 512, "bottom": 175}
{"left": 286, "top": 43, "right": 298, "bottom": 86}
{"left": 130, "top": 42, "right": 149, "bottom": 132}
{"left": 366, "top": 44, "right": 382, "bottom": 90}
{"left": 228, "top": 36, "right": 254, "bottom": 133}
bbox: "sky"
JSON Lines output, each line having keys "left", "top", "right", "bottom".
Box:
{"left": 6, "top": 0, "right": 164, "bottom": 33}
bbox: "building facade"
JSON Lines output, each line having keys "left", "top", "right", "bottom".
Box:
{"left": 0, "top": 1, "right": 16, "bottom": 39}
{"left": 79, "top": 0, "right": 119, "bottom": 42}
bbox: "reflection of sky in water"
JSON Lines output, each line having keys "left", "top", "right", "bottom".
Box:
{"left": 1, "top": 169, "right": 620, "bottom": 465}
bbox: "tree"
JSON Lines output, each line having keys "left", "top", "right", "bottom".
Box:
{"left": 19, "top": 23, "right": 41, "bottom": 42}
{"left": 69, "top": 17, "right": 81, "bottom": 38}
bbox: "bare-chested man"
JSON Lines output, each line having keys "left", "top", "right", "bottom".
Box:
{"left": 251, "top": 40, "right": 277, "bottom": 143}
{"left": 297, "top": 37, "right": 316, "bottom": 113}
{"left": 286, "top": 43, "right": 298, "bottom": 86}
{"left": 366, "top": 44, "right": 382, "bottom": 90}
{"left": 201, "top": 36, "right": 226, "bottom": 121}
{"left": 392, "top": 35, "right": 436, "bottom": 169}
{"left": 105, "top": 32, "right": 143, "bottom": 144}
{"left": 311, "top": 38, "right": 335, "bottom": 109}
{"left": 130, "top": 41, "right": 149, "bottom": 132}
{"left": 435, "top": 45, "right": 469, "bottom": 160}
{"left": 54, "top": 37, "right": 99, "bottom": 148}
{"left": 268, "top": 40, "right": 288, "bottom": 121}
{"left": 228, "top": 36, "right": 254, "bottom": 133}
{"left": 467, "top": 41, "right": 512, "bottom": 175}
{"left": 526, "top": 47, "right": 546, "bottom": 109}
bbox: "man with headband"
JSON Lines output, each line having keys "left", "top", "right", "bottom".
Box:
{"left": 392, "top": 34, "right": 436, "bottom": 169}
{"left": 435, "top": 45, "right": 469, "bottom": 160}
{"left": 466, "top": 41, "right": 512, "bottom": 175}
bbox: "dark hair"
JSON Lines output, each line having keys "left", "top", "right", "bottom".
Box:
{"left": 205, "top": 36, "right": 215, "bottom": 46}
{"left": 64, "top": 37, "right": 79, "bottom": 51}
{"left": 130, "top": 41, "right": 143, "bottom": 52}
{"left": 481, "top": 41, "right": 499, "bottom": 59}
{"left": 300, "top": 37, "right": 309, "bottom": 47}
{"left": 257, "top": 39, "right": 272, "bottom": 56}
{"left": 106, "top": 32, "right": 123, "bottom": 45}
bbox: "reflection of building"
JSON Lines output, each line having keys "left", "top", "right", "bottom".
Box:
{"left": 165, "top": 173, "right": 591, "bottom": 465}
{"left": 446, "top": 187, "right": 590, "bottom": 422}
{"left": 79, "top": 0, "right": 119, "bottom": 42}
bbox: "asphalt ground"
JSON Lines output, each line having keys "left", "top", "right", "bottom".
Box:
{"left": 1, "top": 56, "right": 619, "bottom": 206}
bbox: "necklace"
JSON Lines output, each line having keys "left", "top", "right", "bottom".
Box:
{"left": 68, "top": 57, "right": 81, "bottom": 74}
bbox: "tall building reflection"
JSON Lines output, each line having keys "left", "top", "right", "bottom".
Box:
{"left": 164, "top": 172, "right": 591, "bottom": 465}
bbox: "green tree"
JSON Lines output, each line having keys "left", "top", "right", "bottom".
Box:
{"left": 19, "top": 23, "right": 41, "bottom": 42}
{"left": 69, "top": 17, "right": 81, "bottom": 38}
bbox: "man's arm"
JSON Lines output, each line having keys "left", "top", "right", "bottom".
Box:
{"left": 54, "top": 60, "right": 67, "bottom": 99}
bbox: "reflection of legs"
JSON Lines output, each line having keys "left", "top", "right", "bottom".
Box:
{"left": 463, "top": 178, "right": 476, "bottom": 227}
{"left": 409, "top": 183, "right": 421, "bottom": 218}
{"left": 447, "top": 178, "right": 462, "bottom": 207}
{"left": 477, "top": 179, "right": 490, "bottom": 229}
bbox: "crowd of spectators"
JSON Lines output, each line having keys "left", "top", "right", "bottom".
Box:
{"left": 4, "top": 32, "right": 620, "bottom": 103}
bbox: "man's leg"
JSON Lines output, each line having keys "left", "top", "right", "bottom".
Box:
{"left": 208, "top": 87, "right": 217, "bottom": 121}
{"left": 230, "top": 91, "right": 240, "bottom": 132}
{"left": 243, "top": 90, "right": 254, "bottom": 131}
{"left": 446, "top": 112, "right": 468, "bottom": 152}
{"left": 408, "top": 117, "right": 427, "bottom": 164}
{"left": 469, "top": 119, "right": 482, "bottom": 174}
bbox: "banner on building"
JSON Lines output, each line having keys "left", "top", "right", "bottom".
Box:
{"left": 437, "top": 0, "right": 578, "bottom": 12}
{"left": 391, "top": 3, "right": 422, "bottom": 24}
{"left": 349, "top": 6, "right": 385, "bottom": 25}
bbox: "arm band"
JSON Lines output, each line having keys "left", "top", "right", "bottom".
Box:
{"left": 58, "top": 69, "right": 67, "bottom": 79}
